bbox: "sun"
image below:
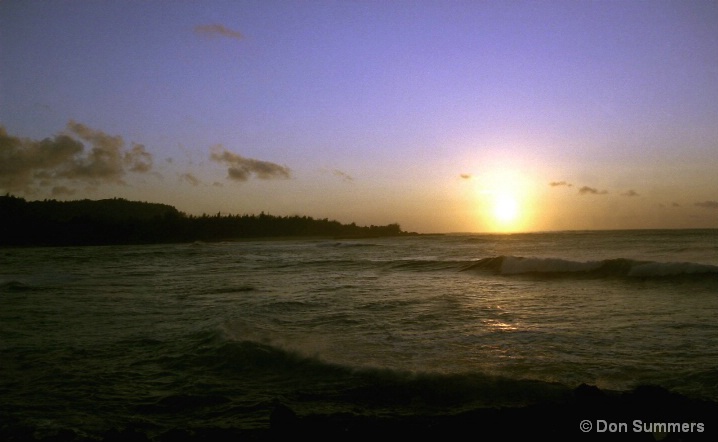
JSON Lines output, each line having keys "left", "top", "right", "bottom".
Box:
{"left": 493, "top": 193, "right": 520, "bottom": 224}
{"left": 464, "top": 165, "right": 536, "bottom": 232}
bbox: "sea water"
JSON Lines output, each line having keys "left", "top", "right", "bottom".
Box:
{"left": 1, "top": 230, "right": 717, "bottom": 438}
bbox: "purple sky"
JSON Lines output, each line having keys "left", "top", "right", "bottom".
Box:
{"left": 2, "top": 0, "right": 717, "bottom": 232}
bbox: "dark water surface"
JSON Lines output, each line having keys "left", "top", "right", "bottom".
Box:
{"left": 2, "top": 230, "right": 717, "bottom": 440}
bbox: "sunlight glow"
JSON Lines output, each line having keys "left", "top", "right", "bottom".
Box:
{"left": 493, "top": 193, "right": 519, "bottom": 224}
{"left": 469, "top": 166, "right": 537, "bottom": 233}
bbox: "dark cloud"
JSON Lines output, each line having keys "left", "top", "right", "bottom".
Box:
{"left": 578, "top": 186, "right": 608, "bottom": 195}
{"left": 194, "top": 24, "right": 244, "bottom": 40}
{"left": 180, "top": 173, "right": 200, "bottom": 186}
{"left": 0, "top": 122, "right": 153, "bottom": 194}
{"left": 672, "top": 202, "right": 681, "bottom": 207}
{"left": 1, "top": 127, "right": 82, "bottom": 190}
{"left": 66, "top": 121, "right": 154, "bottom": 180}
{"left": 621, "top": 190, "right": 639, "bottom": 197}
{"left": 549, "top": 181, "right": 573, "bottom": 187}
{"left": 210, "top": 145, "right": 291, "bottom": 182}
{"left": 695, "top": 201, "right": 718, "bottom": 209}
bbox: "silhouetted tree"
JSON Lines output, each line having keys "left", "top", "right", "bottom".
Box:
{"left": 0, "top": 195, "right": 411, "bottom": 246}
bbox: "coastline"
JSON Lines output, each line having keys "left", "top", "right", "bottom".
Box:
{"left": 270, "top": 384, "right": 717, "bottom": 441}
{"left": 4, "top": 384, "right": 716, "bottom": 441}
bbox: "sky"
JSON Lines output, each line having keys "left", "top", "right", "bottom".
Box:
{"left": 1, "top": 0, "right": 717, "bottom": 233}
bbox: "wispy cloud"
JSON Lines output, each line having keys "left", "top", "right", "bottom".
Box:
{"left": 695, "top": 201, "right": 718, "bottom": 209}
{"left": 210, "top": 145, "right": 291, "bottom": 182}
{"left": 180, "top": 173, "right": 200, "bottom": 186}
{"left": 194, "top": 24, "right": 244, "bottom": 40}
{"left": 0, "top": 121, "right": 154, "bottom": 194}
{"left": 578, "top": 186, "right": 608, "bottom": 195}
{"left": 549, "top": 181, "right": 572, "bottom": 187}
{"left": 621, "top": 190, "right": 639, "bottom": 197}
{"left": 331, "top": 169, "right": 354, "bottom": 182}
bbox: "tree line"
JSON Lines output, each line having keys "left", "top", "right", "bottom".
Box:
{"left": 0, "top": 194, "right": 409, "bottom": 246}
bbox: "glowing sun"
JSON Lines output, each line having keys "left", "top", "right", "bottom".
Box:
{"left": 493, "top": 193, "right": 520, "bottom": 224}
{"left": 467, "top": 166, "right": 535, "bottom": 232}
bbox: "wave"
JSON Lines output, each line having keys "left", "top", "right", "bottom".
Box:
{"left": 292, "top": 254, "right": 718, "bottom": 281}
{"left": 0, "top": 280, "right": 39, "bottom": 292}
{"left": 200, "top": 285, "right": 256, "bottom": 295}
{"left": 5, "top": 321, "right": 716, "bottom": 441}
{"left": 173, "top": 326, "right": 718, "bottom": 418}
{"left": 176, "top": 327, "right": 574, "bottom": 412}
{"left": 461, "top": 256, "right": 718, "bottom": 280}
{"left": 386, "top": 259, "right": 469, "bottom": 272}
{"left": 316, "top": 241, "right": 380, "bottom": 248}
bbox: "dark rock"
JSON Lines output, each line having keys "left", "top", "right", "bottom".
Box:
{"left": 269, "top": 400, "right": 299, "bottom": 434}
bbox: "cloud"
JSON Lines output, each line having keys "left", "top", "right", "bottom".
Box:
{"left": 126, "top": 144, "right": 153, "bottom": 173}
{"left": 672, "top": 202, "right": 681, "bottom": 207}
{"left": 549, "top": 181, "right": 573, "bottom": 187}
{"left": 578, "top": 186, "right": 608, "bottom": 195}
{"left": 180, "top": 173, "right": 200, "bottom": 186}
{"left": 621, "top": 190, "right": 639, "bottom": 197}
{"left": 194, "top": 24, "right": 244, "bottom": 40}
{"left": 695, "top": 201, "right": 718, "bottom": 209}
{"left": 64, "top": 120, "right": 154, "bottom": 180}
{"left": 1, "top": 127, "right": 82, "bottom": 190}
{"left": 0, "top": 122, "right": 154, "bottom": 194}
{"left": 210, "top": 145, "right": 291, "bottom": 182}
{"left": 460, "top": 173, "right": 473, "bottom": 180}
{"left": 331, "top": 169, "right": 354, "bottom": 182}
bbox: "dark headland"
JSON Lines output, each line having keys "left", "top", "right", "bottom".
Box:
{"left": 0, "top": 195, "right": 415, "bottom": 247}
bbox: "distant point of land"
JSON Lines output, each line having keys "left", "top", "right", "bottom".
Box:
{"left": 0, "top": 194, "right": 414, "bottom": 247}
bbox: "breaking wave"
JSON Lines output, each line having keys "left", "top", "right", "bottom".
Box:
{"left": 180, "top": 325, "right": 574, "bottom": 412}
{"left": 461, "top": 256, "right": 718, "bottom": 280}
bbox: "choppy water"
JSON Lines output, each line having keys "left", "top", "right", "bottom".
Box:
{"left": 1, "top": 230, "right": 717, "bottom": 439}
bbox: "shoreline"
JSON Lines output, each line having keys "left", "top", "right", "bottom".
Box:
{"left": 269, "top": 384, "right": 717, "bottom": 440}
{"left": 4, "top": 384, "right": 717, "bottom": 441}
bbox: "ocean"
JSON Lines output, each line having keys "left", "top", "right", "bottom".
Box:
{"left": 2, "top": 229, "right": 717, "bottom": 440}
